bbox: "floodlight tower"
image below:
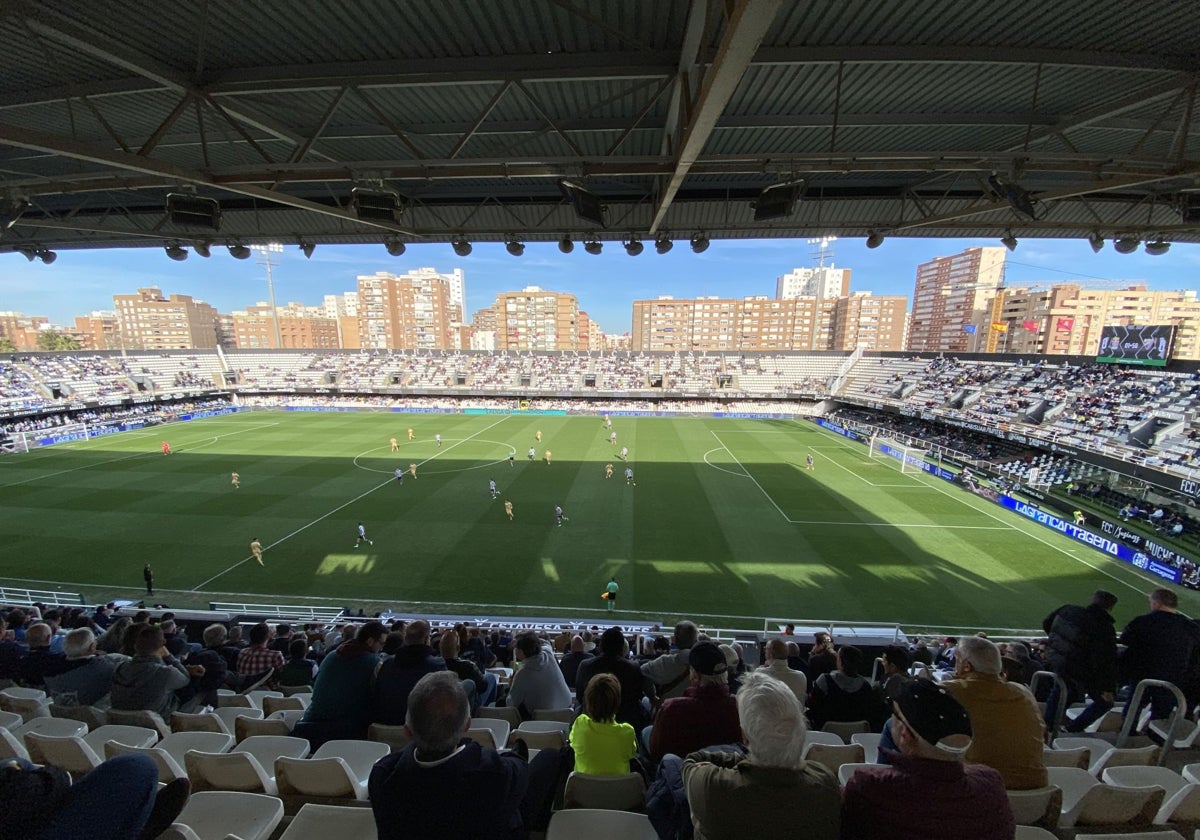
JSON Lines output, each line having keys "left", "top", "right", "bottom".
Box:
{"left": 252, "top": 243, "right": 284, "bottom": 348}
{"left": 807, "top": 235, "right": 836, "bottom": 267}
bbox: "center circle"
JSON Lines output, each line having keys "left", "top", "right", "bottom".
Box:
{"left": 352, "top": 439, "right": 517, "bottom": 475}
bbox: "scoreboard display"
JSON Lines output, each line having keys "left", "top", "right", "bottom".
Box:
{"left": 1096, "top": 324, "right": 1175, "bottom": 367}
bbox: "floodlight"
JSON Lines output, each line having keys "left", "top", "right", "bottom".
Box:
{"left": 1144, "top": 238, "right": 1171, "bottom": 256}
{"left": 690, "top": 234, "right": 710, "bottom": 254}
{"left": 193, "top": 241, "right": 212, "bottom": 258}
{"left": 558, "top": 237, "right": 574, "bottom": 254}
{"left": 654, "top": 235, "right": 673, "bottom": 254}
{"left": 350, "top": 188, "right": 404, "bottom": 224}
{"left": 559, "top": 180, "right": 606, "bottom": 227}
{"left": 584, "top": 240, "right": 603, "bottom": 255}
{"left": 228, "top": 243, "right": 252, "bottom": 260}
{"left": 1000, "top": 231, "right": 1018, "bottom": 251}
{"left": 385, "top": 238, "right": 406, "bottom": 257}
{"left": 164, "top": 242, "right": 188, "bottom": 262}
{"left": 452, "top": 239, "right": 473, "bottom": 257}
{"left": 37, "top": 248, "right": 56, "bottom": 265}
{"left": 988, "top": 174, "right": 1041, "bottom": 220}
{"left": 751, "top": 180, "right": 803, "bottom": 221}
{"left": 166, "top": 193, "right": 221, "bottom": 231}
{"left": 1113, "top": 236, "right": 1140, "bottom": 254}
{"left": 299, "top": 241, "right": 316, "bottom": 259}
{"left": 865, "top": 231, "right": 884, "bottom": 249}
{"left": 505, "top": 239, "right": 525, "bottom": 257}
{"left": 1087, "top": 232, "right": 1104, "bottom": 253}
{"left": 624, "top": 238, "right": 643, "bottom": 256}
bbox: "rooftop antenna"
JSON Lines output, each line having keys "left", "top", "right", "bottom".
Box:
{"left": 807, "top": 235, "right": 836, "bottom": 268}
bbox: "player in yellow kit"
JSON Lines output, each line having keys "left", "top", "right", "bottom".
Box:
{"left": 504, "top": 500, "right": 513, "bottom": 520}
{"left": 390, "top": 437, "right": 399, "bottom": 452}
{"left": 544, "top": 450, "right": 552, "bottom": 465}
{"left": 407, "top": 428, "right": 415, "bottom": 440}
{"left": 409, "top": 462, "right": 418, "bottom": 479}
{"left": 250, "top": 537, "right": 264, "bottom": 566}
{"left": 536, "top": 429, "right": 542, "bottom": 442}
{"left": 605, "top": 463, "right": 614, "bottom": 479}
{"left": 231, "top": 471, "right": 240, "bottom": 489}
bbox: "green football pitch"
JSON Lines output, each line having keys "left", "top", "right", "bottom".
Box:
{"left": 0, "top": 411, "right": 1192, "bottom": 631}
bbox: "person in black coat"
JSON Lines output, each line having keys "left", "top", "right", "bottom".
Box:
{"left": 574, "top": 626, "right": 650, "bottom": 729}
{"left": 1042, "top": 590, "right": 1118, "bottom": 732}
{"left": 1119, "top": 588, "right": 1200, "bottom": 723}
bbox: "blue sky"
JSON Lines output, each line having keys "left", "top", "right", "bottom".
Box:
{"left": 4, "top": 236, "right": 1198, "bottom": 335}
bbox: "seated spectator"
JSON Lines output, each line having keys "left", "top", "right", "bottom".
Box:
{"left": 43, "top": 627, "right": 121, "bottom": 708}
{"left": 807, "top": 645, "right": 887, "bottom": 730}
{"left": 235, "top": 622, "right": 284, "bottom": 687}
{"left": 160, "top": 620, "right": 189, "bottom": 658}
{"left": 840, "top": 678, "right": 1014, "bottom": 840}
{"left": 683, "top": 670, "right": 841, "bottom": 840}
{"left": 505, "top": 632, "right": 572, "bottom": 717}
{"left": 110, "top": 625, "right": 202, "bottom": 718}
{"left": 463, "top": 627, "right": 495, "bottom": 668}
{"left": 759, "top": 639, "right": 807, "bottom": 708}
{"left": 369, "top": 671, "right": 529, "bottom": 840}
{"left": 18, "top": 622, "right": 66, "bottom": 689}
{"left": 178, "top": 624, "right": 229, "bottom": 711}
{"left": 558, "top": 635, "right": 593, "bottom": 691}
{"left": 372, "top": 620, "right": 446, "bottom": 726}
{"left": 575, "top": 626, "right": 649, "bottom": 729}
{"left": 570, "top": 674, "right": 637, "bottom": 775}
{"left": 940, "top": 636, "right": 1047, "bottom": 790}
{"left": 642, "top": 620, "right": 698, "bottom": 703}
{"left": 440, "top": 630, "right": 497, "bottom": 713}
{"left": 278, "top": 638, "right": 317, "bottom": 688}
{"left": 649, "top": 642, "right": 740, "bottom": 764}
{"left": 877, "top": 645, "right": 910, "bottom": 699}
{"left": 95, "top": 617, "right": 130, "bottom": 655}
{"left": 806, "top": 632, "right": 837, "bottom": 681}
{"left": 295, "top": 620, "right": 386, "bottom": 747}
{"left": 0, "top": 615, "right": 25, "bottom": 682}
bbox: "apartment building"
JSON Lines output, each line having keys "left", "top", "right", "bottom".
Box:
{"left": 907, "top": 247, "right": 1006, "bottom": 353}
{"left": 112, "top": 287, "right": 219, "bottom": 350}
{"left": 71, "top": 312, "right": 121, "bottom": 351}
{"left": 494, "top": 286, "right": 579, "bottom": 350}
{"left": 357, "top": 271, "right": 456, "bottom": 350}
{"left": 832, "top": 293, "right": 908, "bottom": 351}
{"left": 776, "top": 265, "right": 851, "bottom": 299}
{"left": 232, "top": 302, "right": 340, "bottom": 349}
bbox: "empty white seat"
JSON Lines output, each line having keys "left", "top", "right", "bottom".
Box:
{"left": 469, "top": 717, "right": 510, "bottom": 751}
{"left": 312, "top": 739, "right": 389, "bottom": 779}
{"left": 1149, "top": 717, "right": 1200, "bottom": 749}
{"left": 104, "top": 709, "right": 171, "bottom": 740}
{"left": 83, "top": 724, "right": 158, "bottom": 753}
{"left": 278, "top": 803, "right": 377, "bottom": 840}
{"left": 0, "top": 726, "right": 30, "bottom": 760}
{"left": 0, "top": 710, "right": 22, "bottom": 731}
{"left": 171, "top": 712, "right": 229, "bottom": 735}
{"left": 1013, "top": 827, "right": 1057, "bottom": 840}
{"left": 17, "top": 716, "right": 86, "bottom": 744}
{"left": 367, "top": 722, "right": 410, "bottom": 752}
{"left": 1104, "top": 766, "right": 1200, "bottom": 825}
{"left": 837, "top": 762, "right": 876, "bottom": 787}
{"left": 158, "top": 731, "right": 236, "bottom": 766}
{"left": 822, "top": 720, "right": 870, "bottom": 743}
{"left": 186, "top": 749, "right": 278, "bottom": 794}
{"left": 563, "top": 771, "right": 645, "bottom": 811}
{"left": 802, "top": 742, "right": 866, "bottom": 774}
{"left": 547, "top": 808, "right": 657, "bottom": 840}
{"left": 508, "top": 726, "right": 565, "bottom": 750}
{"left": 234, "top": 734, "right": 310, "bottom": 769}
{"left": 1043, "top": 746, "right": 1089, "bottom": 769}
{"left": 213, "top": 706, "right": 263, "bottom": 734}
{"left": 25, "top": 733, "right": 103, "bottom": 775}
{"left": 1006, "top": 785, "right": 1062, "bottom": 827}
{"left": 104, "top": 741, "right": 188, "bottom": 783}
{"left": 261, "top": 696, "right": 307, "bottom": 716}
{"left": 475, "top": 705, "right": 521, "bottom": 728}
{"left": 803, "top": 731, "right": 844, "bottom": 749}
{"left": 236, "top": 716, "right": 292, "bottom": 742}
{"left": 1183, "top": 764, "right": 1200, "bottom": 785}
{"left": 245, "top": 690, "right": 284, "bottom": 709}
{"left": 170, "top": 790, "right": 284, "bottom": 840}
{"left": 850, "top": 733, "right": 881, "bottom": 764}
{"left": 48, "top": 703, "right": 107, "bottom": 729}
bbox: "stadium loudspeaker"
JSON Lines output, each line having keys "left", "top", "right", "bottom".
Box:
{"left": 166, "top": 193, "right": 221, "bottom": 231}
{"left": 390, "top": 375, "right": 402, "bottom": 385}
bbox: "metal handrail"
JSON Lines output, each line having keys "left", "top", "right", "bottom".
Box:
{"left": 1029, "top": 670, "right": 1068, "bottom": 744}
{"left": 1115, "top": 678, "right": 1187, "bottom": 766}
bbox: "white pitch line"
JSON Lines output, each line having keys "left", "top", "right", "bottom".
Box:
{"left": 190, "top": 415, "right": 511, "bottom": 590}
{"left": 709, "top": 430, "right": 792, "bottom": 523}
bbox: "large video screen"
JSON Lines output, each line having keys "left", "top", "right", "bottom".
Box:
{"left": 1096, "top": 324, "right": 1175, "bottom": 367}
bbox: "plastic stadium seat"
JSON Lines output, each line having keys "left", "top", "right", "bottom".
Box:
{"left": 280, "top": 686, "right": 314, "bottom": 698}
{"left": 234, "top": 734, "right": 309, "bottom": 770}
{"left": 1006, "top": 786, "right": 1062, "bottom": 828}
{"left": 275, "top": 756, "right": 366, "bottom": 800}
{"left": 236, "top": 716, "right": 292, "bottom": 743}
{"left": 1045, "top": 765, "right": 1163, "bottom": 828}
{"left": 261, "top": 696, "right": 306, "bottom": 716}
{"left": 822, "top": 720, "right": 870, "bottom": 743}
{"left": 803, "top": 731, "right": 844, "bottom": 749}
{"left": 367, "top": 722, "right": 411, "bottom": 752}
{"left": 155, "top": 731, "right": 235, "bottom": 766}
{"left": 104, "top": 741, "right": 188, "bottom": 783}
{"left": 1044, "top": 747, "right": 1090, "bottom": 770}
{"left": 312, "top": 739, "right": 388, "bottom": 780}
{"left": 1096, "top": 745, "right": 1162, "bottom": 774}
{"left": 1104, "top": 766, "right": 1200, "bottom": 825}
{"left": 104, "top": 709, "right": 171, "bottom": 740}
{"left": 213, "top": 706, "right": 263, "bottom": 734}
{"left": 850, "top": 732, "right": 881, "bottom": 763}
{"left": 533, "top": 708, "right": 576, "bottom": 724}
{"left": 82, "top": 724, "right": 158, "bottom": 753}
{"left": 1149, "top": 717, "right": 1200, "bottom": 750}
{"left": 245, "top": 691, "right": 284, "bottom": 708}
{"left": 25, "top": 733, "right": 103, "bottom": 775}
{"left": 217, "top": 691, "right": 256, "bottom": 709}
{"left": 0, "top": 710, "right": 22, "bottom": 731}
{"left": 0, "top": 726, "right": 29, "bottom": 760}
{"left": 802, "top": 743, "right": 866, "bottom": 774}
{"left": 278, "top": 803, "right": 378, "bottom": 840}
{"left": 1013, "top": 828, "right": 1056, "bottom": 840}
{"left": 1184, "top": 764, "right": 1200, "bottom": 785}
{"left": 186, "top": 749, "right": 278, "bottom": 794}
{"left": 17, "top": 716, "right": 86, "bottom": 746}
{"left": 171, "top": 712, "right": 229, "bottom": 735}
{"left": 563, "top": 771, "right": 646, "bottom": 812}
{"left": 267, "top": 709, "right": 304, "bottom": 730}
{"left": 508, "top": 726, "right": 566, "bottom": 751}
{"left": 837, "top": 762, "right": 876, "bottom": 787}
{"left": 475, "top": 706, "right": 521, "bottom": 729}
{"left": 0, "top": 687, "right": 50, "bottom": 722}
{"left": 547, "top": 808, "right": 657, "bottom": 840}
{"left": 48, "top": 703, "right": 107, "bottom": 729}
{"left": 170, "top": 790, "right": 284, "bottom": 840}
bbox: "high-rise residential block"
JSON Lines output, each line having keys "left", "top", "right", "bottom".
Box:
{"left": 356, "top": 271, "right": 456, "bottom": 350}
{"left": 832, "top": 293, "right": 908, "bottom": 351}
{"left": 907, "top": 247, "right": 1006, "bottom": 352}
{"left": 71, "top": 312, "right": 121, "bottom": 351}
{"left": 112, "top": 287, "right": 219, "bottom": 350}
{"left": 494, "top": 286, "right": 579, "bottom": 350}
{"left": 232, "top": 302, "right": 340, "bottom": 349}
{"left": 776, "top": 266, "right": 851, "bottom": 299}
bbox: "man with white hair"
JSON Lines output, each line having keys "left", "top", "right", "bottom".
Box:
{"left": 939, "top": 635, "right": 1047, "bottom": 790}
{"left": 841, "top": 678, "right": 1014, "bottom": 840}
{"left": 43, "top": 627, "right": 122, "bottom": 707}
{"left": 759, "top": 638, "right": 807, "bottom": 708}
{"left": 17, "top": 621, "right": 65, "bottom": 688}
{"left": 369, "top": 671, "right": 529, "bottom": 839}
{"left": 683, "top": 670, "right": 840, "bottom": 839}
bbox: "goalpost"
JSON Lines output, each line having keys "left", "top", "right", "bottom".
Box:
{"left": 868, "top": 434, "right": 924, "bottom": 473}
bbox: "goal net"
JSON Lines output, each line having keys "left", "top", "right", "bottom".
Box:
{"left": 868, "top": 434, "right": 925, "bottom": 473}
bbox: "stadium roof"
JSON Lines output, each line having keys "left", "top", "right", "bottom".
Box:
{"left": 1, "top": 0, "right": 1199, "bottom": 257}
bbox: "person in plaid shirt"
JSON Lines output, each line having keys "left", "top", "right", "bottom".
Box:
{"left": 236, "top": 622, "right": 284, "bottom": 686}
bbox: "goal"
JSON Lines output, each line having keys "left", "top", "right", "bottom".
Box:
{"left": 868, "top": 434, "right": 925, "bottom": 473}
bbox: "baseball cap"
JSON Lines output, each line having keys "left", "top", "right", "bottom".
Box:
{"left": 889, "top": 678, "right": 972, "bottom": 754}
{"left": 689, "top": 641, "right": 728, "bottom": 676}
